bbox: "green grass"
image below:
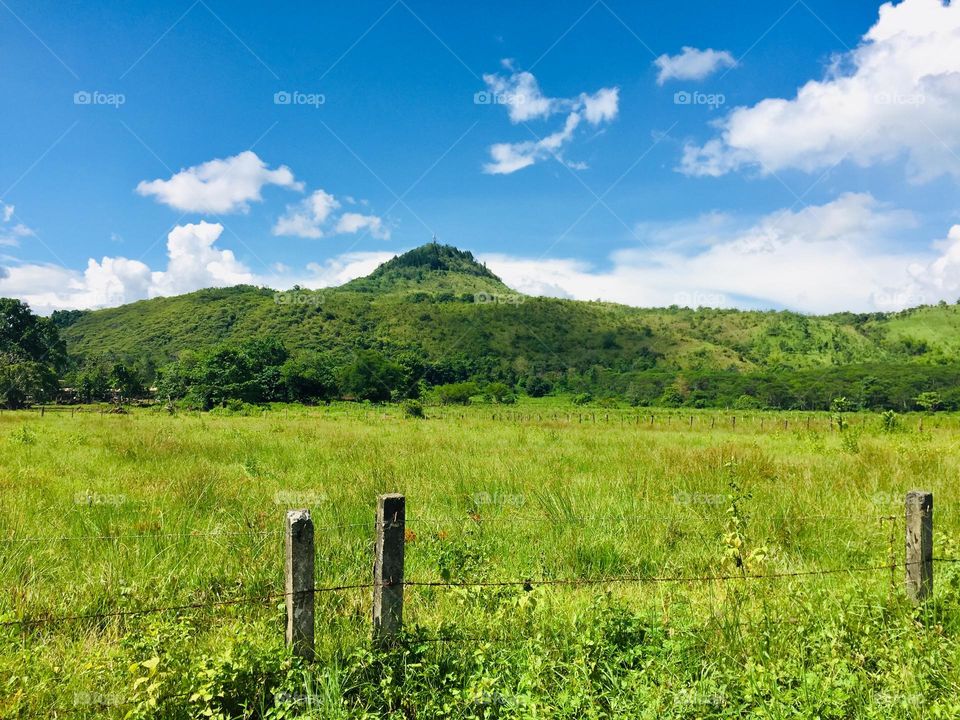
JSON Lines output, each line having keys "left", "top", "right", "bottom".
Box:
{"left": 3, "top": 403, "right": 960, "bottom": 718}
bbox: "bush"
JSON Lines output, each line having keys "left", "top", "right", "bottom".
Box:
{"left": 572, "top": 393, "right": 593, "bottom": 406}
{"left": 485, "top": 381, "right": 513, "bottom": 403}
{"left": 525, "top": 376, "right": 552, "bottom": 398}
{"left": 435, "top": 381, "right": 478, "bottom": 405}
{"left": 402, "top": 400, "right": 425, "bottom": 418}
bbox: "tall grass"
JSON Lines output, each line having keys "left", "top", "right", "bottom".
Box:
{"left": 2, "top": 404, "right": 959, "bottom": 717}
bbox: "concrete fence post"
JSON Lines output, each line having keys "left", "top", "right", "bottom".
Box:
{"left": 285, "top": 509, "right": 315, "bottom": 660}
{"left": 373, "top": 493, "right": 405, "bottom": 644}
{"left": 905, "top": 490, "right": 933, "bottom": 603}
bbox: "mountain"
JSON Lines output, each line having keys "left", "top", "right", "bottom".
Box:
{"left": 342, "top": 242, "right": 511, "bottom": 295}
{"left": 55, "top": 243, "right": 960, "bottom": 407}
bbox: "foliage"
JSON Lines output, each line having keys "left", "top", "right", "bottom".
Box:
{"left": 0, "top": 299, "right": 65, "bottom": 408}
{"left": 434, "top": 381, "right": 478, "bottom": 405}
{"left": 401, "top": 399, "right": 425, "bottom": 418}
{"left": 339, "top": 350, "right": 402, "bottom": 403}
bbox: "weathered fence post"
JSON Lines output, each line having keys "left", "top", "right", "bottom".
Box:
{"left": 373, "top": 493, "right": 405, "bottom": 645}
{"left": 285, "top": 509, "right": 315, "bottom": 660}
{"left": 905, "top": 490, "right": 933, "bottom": 603}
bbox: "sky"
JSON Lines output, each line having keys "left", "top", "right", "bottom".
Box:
{"left": 3, "top": 0, "right": 960, "bottom": 314}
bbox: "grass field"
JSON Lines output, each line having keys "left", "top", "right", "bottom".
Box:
{"left": 3, "top": 402, "right": 960, "bottom": 718}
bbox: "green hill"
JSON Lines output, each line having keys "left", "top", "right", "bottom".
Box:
{"left": 54, "top": 243, "right": 960, "bottom": 409}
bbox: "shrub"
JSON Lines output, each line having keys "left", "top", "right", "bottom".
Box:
{"left": 435, "top": 381, "right": 478, "bottom": 405}
{"left": 525, "top": 376, "right": 552, "bottom": 398}
{"left": 402, "top": 400, "right": 425, "bottom": 418}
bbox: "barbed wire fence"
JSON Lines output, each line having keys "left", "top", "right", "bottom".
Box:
{"left": 0, "top": 490, "right": 948, "bottom": 715}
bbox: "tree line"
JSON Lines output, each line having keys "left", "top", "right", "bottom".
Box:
{"left": 2, "top": 298, "right": 959, "bottom": 411}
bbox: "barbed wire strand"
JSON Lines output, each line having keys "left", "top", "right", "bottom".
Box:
{"left": 10, "top": 558, "right": 959, "bottom": 629}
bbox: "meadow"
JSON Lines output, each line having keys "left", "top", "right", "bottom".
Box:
{"left": 2, "top": 402, "right": 960, "bottom": 718}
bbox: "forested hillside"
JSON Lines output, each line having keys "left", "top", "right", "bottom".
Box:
{"left": 38, "top": 243, "right": 960, "bottom": 410}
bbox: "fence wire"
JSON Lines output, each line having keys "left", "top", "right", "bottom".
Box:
{"left": 6, "top": 558, "right": 956, "bottom": 630}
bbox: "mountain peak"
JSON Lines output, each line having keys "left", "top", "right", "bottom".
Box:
{"left": 344, "top": 242, "right": 513, "bottom": 295}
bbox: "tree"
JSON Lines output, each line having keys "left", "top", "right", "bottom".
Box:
{"left": 155, "top": 339, "right": 289, "bottom": 409}
{"left": 0, "top": 299, "right": 65, "bottom": 408}
{"left": 340, "top": 350, "right": 402, "bottom": 402}
{"left": 111, "top": 363, "right": 146, "bottom": 401}
{"left": 525, "top": 375, "right": 552, "bottom": 398}
{"left": 281, "top": 351, "right": 338, "bottom": 402}
{"left": 0, "top": 355, "right": 58, "bottom": 408}
{"left": 915, "top": 391, "right": 942, "bottom": 412}
{"left": 76, "top": 364, "right": 111, "bottom": 403}
{"left": 0, "top": 298, "right": 66, "bottom": 368}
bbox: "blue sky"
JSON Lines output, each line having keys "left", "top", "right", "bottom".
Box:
{"left": 3, "top": 0, "right": 960, "bottom": 313}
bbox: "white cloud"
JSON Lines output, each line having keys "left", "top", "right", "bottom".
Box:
{"left": 480, "top": 193, "right": 952, "bottom": 314}
{"left": 682, "top": 0, "right": 960, "bottom": 181}
{"left": 136, "top": 151, "right": 302, "bottom": 213}
{"left": 0, "top": 220, "right": 395, "bottom": 313}
{"left": 0, "top": 205, "right": 34, "bottom": 247}
{"left": 580, "top": 87, "right": 620, "bottom": 124}
{"left": 148, "top": 221, "right": 255, "bottom": 296}
{"left": 482, "top": 63, "right": 619, "bottom": 174}
{"left": 482, "top": 62, "right": 556, "bottom": 122}
{"left": 272, "top": 189, "right": 389, "bottom": 240}
{"left": 302, "top": 251, "right": 395, "bottom": 286}
{"left": 335, "top": 212, "right": 390, "bottom": 239}
{"left": 273, "top": 189, "right": 341, "bottom": 238}
{"left": 654, "top": 47, "right": 736, "bottom": 85}
{"left": 899, "top": 224, "right": 960, "bottom": 306}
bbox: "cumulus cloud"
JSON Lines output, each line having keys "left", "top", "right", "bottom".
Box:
{"left": 481, "top": 63, "right": 619, "bottom": 174}
{"left": 654, "top": 47, "right": 736, "bottom": 85}
{"left": 681, "top": 0, "right": 960, "bottom": 181}
{"left": 899, "top": 224, "right": 960, "bottom": 307}
{"left": 2, "top": 204, "right": 14, "bottom": 222}
{"left": 0, "top": 220, "right": 394, "bottom": 313}
{"left": 272, "top": 190, "right": 341, "bottom": 238}
{"left": 272, "top": 189, "right": 389, "bottom": 240}
{"left": 335, "top": 212, "right": 390, "bottom": 239}
{"left": 481, "top": 60, "right": 556, "bottom": 122}
{"left": 480, "top": 193, "right": 953, "bottom": 314}
{"left": 136, "top": 151, "right": 302, "bottom": 213}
